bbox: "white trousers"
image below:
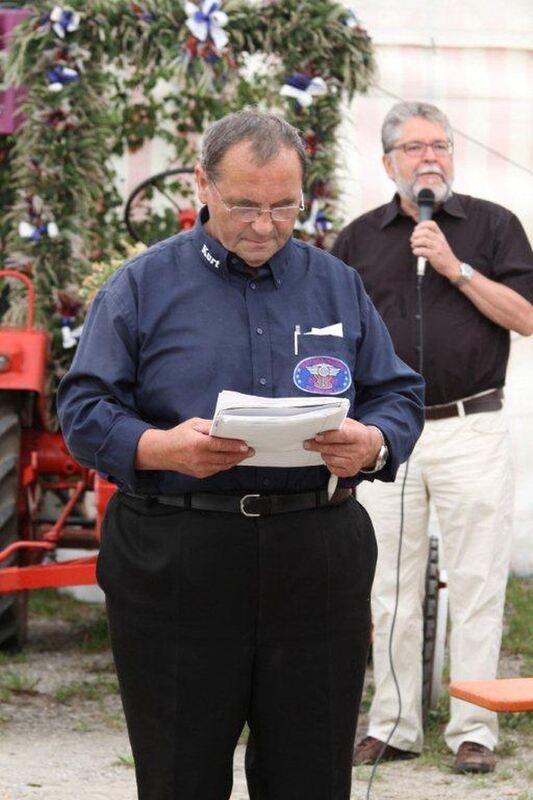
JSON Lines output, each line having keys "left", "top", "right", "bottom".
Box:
{"left": 357, "top": 409, "right": 513, "bottom": 754}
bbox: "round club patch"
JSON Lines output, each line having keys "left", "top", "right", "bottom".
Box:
{"left": 293, "top": 356, "right": 352, "bottom": 395}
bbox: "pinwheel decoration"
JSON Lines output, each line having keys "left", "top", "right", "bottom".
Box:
{"left": 280, "top": 73, "right": 328, "bottom": 111}
{"left": 185, "top": 1, "right": 229, "bottom": 51}
{"left": 48, "top": 6, "right": 81, "bottom": 39}
{"left": 46, "top": 64, "right": 79, "bottom": 91}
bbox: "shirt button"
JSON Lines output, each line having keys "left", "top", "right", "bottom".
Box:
{"left": 259, "top": 377, "right": 267, "bottom": 386}
{"left": 256, "top": 327, "right": 263, "bottom": 335}
{"left": 250, "top": 282, "right": 256, "bottom": 290}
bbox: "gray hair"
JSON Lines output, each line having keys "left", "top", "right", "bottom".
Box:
{"left": 381, "top": 102, "right": 453, "bottom": 152}
{"left": 200, "top": 109, "right": 307, "bottom": 179}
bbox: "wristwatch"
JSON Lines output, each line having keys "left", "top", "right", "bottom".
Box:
{"left": 361, "top": 427, "right": 389, "bottom": 474}
{"left": 451, "top": 262, "right": 475, "bottom": 287}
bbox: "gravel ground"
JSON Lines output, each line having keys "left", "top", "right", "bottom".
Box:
{"left": 1, "top": 614, "right": 531, "bottom": 800}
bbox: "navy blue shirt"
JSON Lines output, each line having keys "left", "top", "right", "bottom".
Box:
{"left": 57, "top": 208, "right": 424, "bottom": 495}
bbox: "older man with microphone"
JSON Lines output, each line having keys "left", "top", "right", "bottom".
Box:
{"left": 332, "top": 101, "right": 533, "bottom": 774}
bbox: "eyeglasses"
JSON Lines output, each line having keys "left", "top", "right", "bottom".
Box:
{"left": 210, "top": 180, "right": 305, "bottom": 223}
{"left": 387, "top": 140, "right": 453, "bottom": 158}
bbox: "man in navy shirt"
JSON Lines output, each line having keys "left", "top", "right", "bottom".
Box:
{"left": 58, "top": 110, "right": 424, "bottom": 800}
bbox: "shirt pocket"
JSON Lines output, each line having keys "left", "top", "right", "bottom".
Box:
{"left": 293, "top": 333, "right": 355, "bottom": 398}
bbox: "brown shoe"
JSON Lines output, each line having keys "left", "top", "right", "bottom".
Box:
{"left": 454, "top": 741, "right": 496, "bottom": 774}
{"left": 353, "top": 736, "right": 418, "bottom": 766}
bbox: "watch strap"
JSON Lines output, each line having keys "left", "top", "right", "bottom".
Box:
{"left": 361, "top": 426, "right": 389, "bottom": 474}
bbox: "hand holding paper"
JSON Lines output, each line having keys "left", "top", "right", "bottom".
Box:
{"left": 304, "top": 418, "right": 383, "bottom": 477}
{"left": 210, "top": 391, "right": 349, "bottom": 467}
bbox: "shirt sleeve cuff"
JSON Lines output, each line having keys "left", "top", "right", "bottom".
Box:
{"left": 94, "top": 416, "right": 159, "bottom": 494}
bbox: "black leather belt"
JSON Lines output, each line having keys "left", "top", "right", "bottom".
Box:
{"left": 425, "top": 389, "right": 503, "bottom": 421}
{"left": 126, "top": 488, "right": 352, "bottom": 517}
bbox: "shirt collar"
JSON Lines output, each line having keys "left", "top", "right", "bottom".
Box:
{"left": 380, "top": 195, "right": 403, "bottom": 229}
{"left": 192, "top": 206, "right": 229, "bottom": 279}
{"left": 191, "top": 205, "right": 292, "bottom": 288}
{"left": 380, "top": 191, "right": 467, "bottom": 229}
{"left": 439, "top": 192, "right": 467, "bottom": 219}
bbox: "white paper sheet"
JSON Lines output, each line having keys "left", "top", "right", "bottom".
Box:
{"left": 210, "top": 390, "right": 350, "bottom": 467}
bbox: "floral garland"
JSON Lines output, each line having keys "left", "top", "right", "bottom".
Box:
{"left": 2, "top": 0, "right": 374, "bottom": 389}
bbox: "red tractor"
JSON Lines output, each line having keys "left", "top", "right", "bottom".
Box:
{"left": 0, "top": 268, "right": 117, "bottom": 650}
{"left": 0, "top": 165, "right": 198, "bottom": 651}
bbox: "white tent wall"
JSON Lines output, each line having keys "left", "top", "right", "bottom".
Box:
{"left": 340, "top": 0, "right": 533, "bottom": 573}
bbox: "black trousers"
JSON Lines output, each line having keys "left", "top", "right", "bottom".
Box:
{"left": 97, "top": 492, "right": 377, "bottom": 800}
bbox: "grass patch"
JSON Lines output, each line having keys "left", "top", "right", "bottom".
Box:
{"left": 501, "top": 577, "right": 533, "bottom": 670}
{"left": 496, "top": 738, "right": 518, "bottom": 757}
{"left": 113, "top": 753, "right": 135, "bottom": 768}
{"left": 0, "top": 669, "right": 39, "bottom": 701}
{"left": 418, "top": 696, "right": 450, "bottom": 768}
{"left": 29, "top": 588, "right": 110, "bottom": 651}
{"left": 55, "top": 675, "right": 118, "bottom": 704}
{"left": 501, "top": 711, "right": 533, "bottom": 733}
{"left": 0, "top": 650, "right": 27, "bottom": 667}
{"left": 77, "top": 615, "right": 110, "bottom": 652}
{"left": 353, "top": 765, "right": 383, "bottom": 783}
{"left": 101, "top": 710, "right": 126, "bottom": 730}
{"left": 29, "top": 588, "right": 92, "bottom": 622}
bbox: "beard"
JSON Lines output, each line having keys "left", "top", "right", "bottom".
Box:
{"left": 395, "top": 165, "right": 454, "bottom": 205}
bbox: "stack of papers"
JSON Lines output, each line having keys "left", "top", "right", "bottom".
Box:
{"left": 210, "top": 390, "right": 350, "bottom": 467}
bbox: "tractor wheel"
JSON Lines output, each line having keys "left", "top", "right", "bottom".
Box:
{"left": 422, "top": 535, "right": 441, "bottom": 726}
{"left": 0, "top": 397, "right": 27, "bottom": 651}
{"left": 124, "top": 167, "right": 196, "bottom": 246}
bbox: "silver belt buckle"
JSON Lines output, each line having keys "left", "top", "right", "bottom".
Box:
{"left": 240, "top": 494, "right": 261, "bottom": 517}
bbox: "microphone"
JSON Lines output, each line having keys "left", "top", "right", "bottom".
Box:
{"left": 416, "top": 188, "right": 435, "bottom": 278}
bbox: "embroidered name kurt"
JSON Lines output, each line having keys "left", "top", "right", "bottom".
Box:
{"left": 201, "top": 244, "right": 220, "bottom": 269}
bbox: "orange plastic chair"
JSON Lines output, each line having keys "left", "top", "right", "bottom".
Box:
{"left": 448, "top": 678, "right": 533, "bottom": 712}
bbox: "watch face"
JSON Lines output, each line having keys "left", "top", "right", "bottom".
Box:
{"left": 461, "top": 263, "right": 474, "bottom": 280}
{"left": 453, "top": 263, "right": 474, "bottom": 286}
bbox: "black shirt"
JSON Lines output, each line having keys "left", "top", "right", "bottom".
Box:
{"left": 332, "top": 192, "right": 533, "bottom": 405}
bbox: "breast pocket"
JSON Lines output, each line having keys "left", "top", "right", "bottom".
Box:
{"left": 294, "top": 333, "right": 355, "bottom": 397}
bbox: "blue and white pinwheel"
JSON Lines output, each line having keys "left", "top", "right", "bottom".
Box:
{"left": 185, "top": 1, "right": 229, "bottom": 50}
{"left": 19, "top": 221, "right": 60, "bottom": 242}
{"left": 47, "top": 65, "right": 80, "bottom": 92}
{"left": 62, "top": 322, "right": 83, "bottom": 349}
{"left": 280, "top": 73, "right": 328, "bottom": 109}
{"left": 49, "top": 6, "right": 81, "bottom": 38}
{"left": 299, "top": 199, "right": 332, "bottom": 236}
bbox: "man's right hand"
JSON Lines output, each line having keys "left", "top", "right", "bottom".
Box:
{"left": 135, "top": 418, "right": 255, "bottom": 478}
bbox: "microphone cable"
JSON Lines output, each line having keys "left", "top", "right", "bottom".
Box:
{"left": 365, "top": 257, "right": 425, "bottom": 800}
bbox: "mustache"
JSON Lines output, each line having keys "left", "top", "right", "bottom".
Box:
{"left": 415, "top": 166, "right": 447, "bottom": 178}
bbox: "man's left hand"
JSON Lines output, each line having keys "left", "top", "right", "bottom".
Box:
{"left": 304, "top": 419, "right": 383, "bottom": 478}
{"left": 410, "top": 220, "right": 460, "bottom": 279}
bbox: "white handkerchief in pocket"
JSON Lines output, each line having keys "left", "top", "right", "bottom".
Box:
{"left": 304, "top": 322, "right": 344, "bottom": 337}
